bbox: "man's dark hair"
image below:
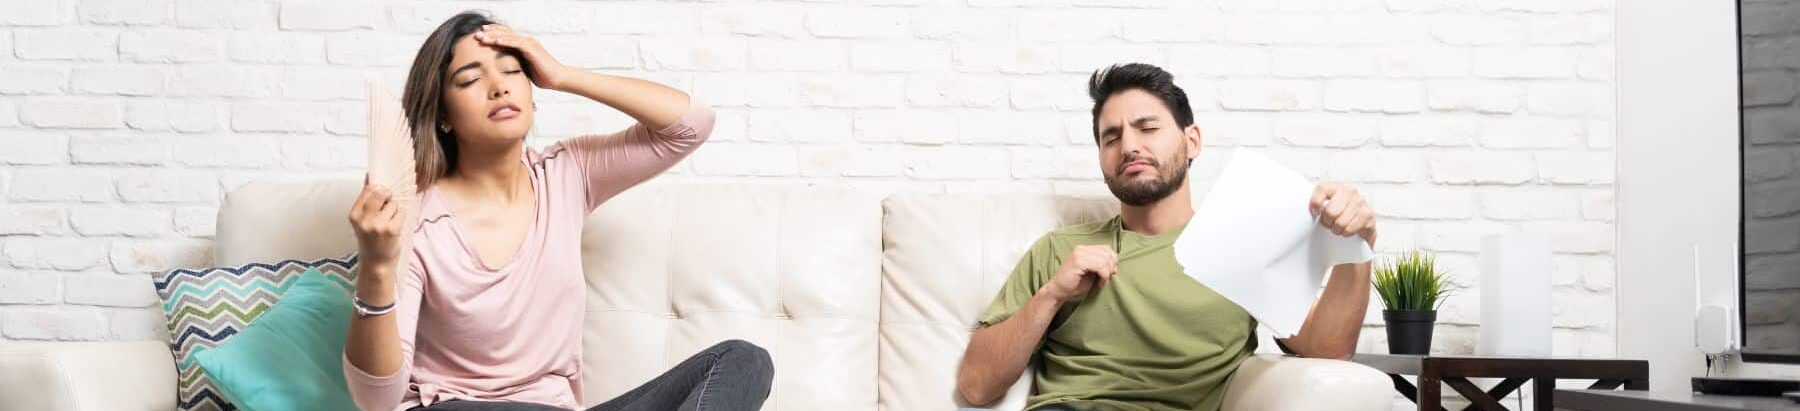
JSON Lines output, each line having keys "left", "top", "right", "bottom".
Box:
{"left": 1087, "top": 63, "right": 1194, "bottom": 143}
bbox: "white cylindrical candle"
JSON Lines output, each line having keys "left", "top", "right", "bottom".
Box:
{"left": 1479, "top": 234, "right": 1553, "bottom": 357}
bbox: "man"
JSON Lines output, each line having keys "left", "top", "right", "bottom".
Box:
{"left": 955, "top": 63, "right": 1378, "bottom": 411}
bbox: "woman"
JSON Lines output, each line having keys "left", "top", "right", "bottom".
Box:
{"left": 343, "top": 11, "right": 773, "bottom": 411}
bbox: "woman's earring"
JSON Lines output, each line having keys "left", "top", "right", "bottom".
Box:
{"left": 439, "top": 123, "right": 450, "bottom": 133}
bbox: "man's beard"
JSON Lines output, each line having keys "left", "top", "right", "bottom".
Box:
{"left": 1105, "top": 150, "right": 1190, "bottom": 207}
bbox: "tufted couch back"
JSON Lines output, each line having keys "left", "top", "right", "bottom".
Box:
{"left": 216, "top": 178, "right": 1131, "bottom": 410}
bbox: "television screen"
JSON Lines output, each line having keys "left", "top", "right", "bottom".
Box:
{"left": 1740, "top": 0, "right": 1800, "bottom": 362}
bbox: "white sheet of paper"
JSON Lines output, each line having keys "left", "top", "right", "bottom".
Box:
{"left": 1173, "top": 150, "right": 1374, "bottom": 338}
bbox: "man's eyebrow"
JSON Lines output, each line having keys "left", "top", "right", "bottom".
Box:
{"left": 1099, "top": 124, "right": 1123, "bottom": 138}
{"left": 1130, "top": 115, "right": 1162, "bottom": 127}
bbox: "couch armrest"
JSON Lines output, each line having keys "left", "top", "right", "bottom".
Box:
{"left": 0, "top": 341, "right": 177, "bottom": 411}
{"left": 1223, "top": 354, "right": 1394, "bottom": 411}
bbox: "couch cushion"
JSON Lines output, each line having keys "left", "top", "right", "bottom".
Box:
{"left": 214, "top": 178, "right": 361, "bottom": 267}
{"left": 193, "top": 268, "right": 358, "bottom": 411}
{"left": 153, "top": 256, "right": 356, "bottom": 411}
{"left": 878, "top": 194, "right": 1118, "bottom": 411}
{"left": 1222, "top": 354, "right": 1394, "bottom": 411}
{"left": 0, "top": 341, "right": 179, "bottom": 411}
{"left": 576, "top": 183, "right": 885, "bottom": 411}
{"left": 577, "top": 183, "right": 883, "bottom": 410}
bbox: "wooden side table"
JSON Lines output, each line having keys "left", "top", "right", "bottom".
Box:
{"left": 1350, "top": 353, "right": 1650, "bottom": 411}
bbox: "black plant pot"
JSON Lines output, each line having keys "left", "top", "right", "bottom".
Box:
{"left": 1384, "top": 309, "right": 1437, "bottom": 355}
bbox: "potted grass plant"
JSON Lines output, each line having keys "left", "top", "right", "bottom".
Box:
{"left": 1372, "top": 250, "right": 1458, "bottom": 355}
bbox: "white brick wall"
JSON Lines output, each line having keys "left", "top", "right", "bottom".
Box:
{"left": 0, "top": 0, "right": 1617, "bottom": 386}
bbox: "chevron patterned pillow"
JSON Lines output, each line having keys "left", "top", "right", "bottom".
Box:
{"left": 154, "top": 256, "right": 358, "bottom": 411}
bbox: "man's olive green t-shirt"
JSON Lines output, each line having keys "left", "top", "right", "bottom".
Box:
{"left": 979, "top": 216, "right": 1257, "bottom": 411}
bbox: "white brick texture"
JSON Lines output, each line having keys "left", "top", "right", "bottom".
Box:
{"left": 0, "top": 0, "right": 1619, "bottom": 377}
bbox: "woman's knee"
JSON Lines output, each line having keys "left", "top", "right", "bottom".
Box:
{"left": 721, "top": 339, "right": 772, "bottom": 366}
{"left": 712, "top": 339, "right": 773, "bottom": 380}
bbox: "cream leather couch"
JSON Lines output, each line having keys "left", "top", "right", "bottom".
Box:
{"left": 0, "top": 179, "right": 1393, "bottom": 411}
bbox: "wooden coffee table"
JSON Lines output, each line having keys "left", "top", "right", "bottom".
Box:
{"left": 1555, "top": 389, "right": 1800, "bottom": 410}
{"left": 1350, "top": 353, "right": 1650, "bottom": 411}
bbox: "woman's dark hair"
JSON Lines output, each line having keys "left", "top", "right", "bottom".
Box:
{"left": 1086, "top": 63, "right": 1194, "bottom": 143}
{"left": 402, "top": 11, "right": 530, "bottom": 189}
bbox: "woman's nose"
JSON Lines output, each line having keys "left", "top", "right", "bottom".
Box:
{"left": 490, "top": 87, "right": 509, "bottom": 99}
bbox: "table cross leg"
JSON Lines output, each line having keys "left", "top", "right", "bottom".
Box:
{"left": 1445, "top": 377, "right": 1511, "bottom": 411}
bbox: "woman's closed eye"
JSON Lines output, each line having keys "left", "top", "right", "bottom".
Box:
{"left": 455, "top": 70, "right": 518, "bottom": 88}
{"left": 458, "top": 69, "right": 523, "bottom": 88}
{"left": 497, "top": 60, "right": 525, "bottom": 76}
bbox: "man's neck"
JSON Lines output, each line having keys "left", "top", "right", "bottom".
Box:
{"left": 447, "top": 140, "right": 530, "bottom": 203}
{"left": 1118, "top": 181, "right": 1194, "bottom": 236}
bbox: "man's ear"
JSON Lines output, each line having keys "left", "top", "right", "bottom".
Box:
{"left": 1185, "top": 124, "right": 1203, "bottom": 160}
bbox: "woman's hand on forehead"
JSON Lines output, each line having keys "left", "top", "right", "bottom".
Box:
{"left": 471, "top": 24, "right": 570, "bottom": 91}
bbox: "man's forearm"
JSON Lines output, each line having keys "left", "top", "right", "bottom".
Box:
{"left": 1285, "top": 262, "right": 1371, "bottom": 359}
{"left": 957, "top": 292, "right": 1061, "bottom": 405}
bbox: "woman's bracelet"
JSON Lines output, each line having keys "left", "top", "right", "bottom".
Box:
{"left": 354, "top": 294, "right": 397, "bottom": 317}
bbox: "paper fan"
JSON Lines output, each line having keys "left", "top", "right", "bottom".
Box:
{"left": 366, "top": 80, "right": 419, "bottom": 270}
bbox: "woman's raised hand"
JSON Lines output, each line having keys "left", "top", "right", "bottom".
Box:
{"left": 349, "top": 176, "right": 405, "bottom": 282}
{"left": 472, "top": 24, "right": 571, "bottom": 91}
